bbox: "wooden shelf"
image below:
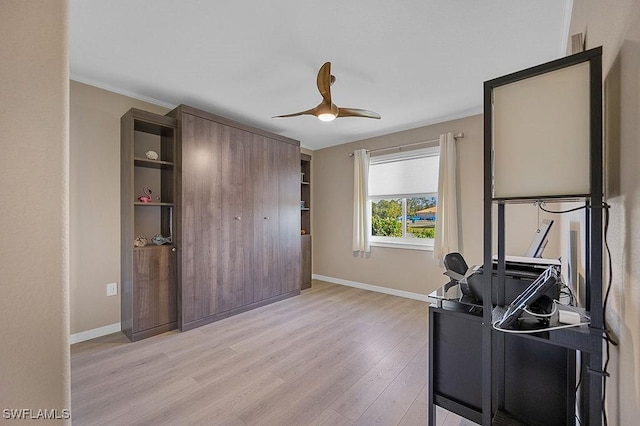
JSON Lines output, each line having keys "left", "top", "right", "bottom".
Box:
{"left": 134, "top": 202, "right": 174, "bottom": 207}
{"left": 301, "top": 181, "right": 310, "bottom": 185}
{"left": 134, "top": 157, "right": 174, "bottom": 169}
{"left": 133, "top": 244, "right": 175, "bottom": 250}
{"left": 300, "top": 208, "right": 310, "bottom": 211}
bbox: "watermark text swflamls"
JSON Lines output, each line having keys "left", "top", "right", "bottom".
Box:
{"left": 3, "top": 409, "right": 70, "bottom": 420}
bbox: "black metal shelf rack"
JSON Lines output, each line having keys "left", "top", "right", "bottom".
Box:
{"left": 482, "top": 47, "right": 604, "bottom": 425}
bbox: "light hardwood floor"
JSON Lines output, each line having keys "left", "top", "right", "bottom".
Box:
{"left": 71, "top": 280, "right": 475, "bottom": 425}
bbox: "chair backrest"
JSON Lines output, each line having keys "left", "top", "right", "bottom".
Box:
{"left": 443, "top": 252, "right": 469, "bottom": 276}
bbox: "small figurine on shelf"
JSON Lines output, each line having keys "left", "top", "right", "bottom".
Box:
{"left": 134, "top": 236, "right": 148, "bottom": 247}
{"left": 138, "top": 187, "right": 153, "bottom": 203}
{"left": 151, "top": 234, "right": 172, "bottom": 245}
{"left": 145, "top": 150, "right": 159, "bottom": 160}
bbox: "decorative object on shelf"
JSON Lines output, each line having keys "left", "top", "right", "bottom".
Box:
{"left": 301, "top": 229, "right": 306, "bottom": 235}
{"left": 145, "top": 150, "right": 159, "bottom": 160}
{"left": 151, "top": 234, "right": 172, "bottom": 245}
{"left": 301, "top": 172, "right": 305, "bottom": 182}
{"left": 138, "top": 187, "right": 153, "bottom": 203}
{"left": 134, "top": 236, "right": 148, "bottom": 247}
{"left": 300, "top": 200, "right": 305, "bottom": 208}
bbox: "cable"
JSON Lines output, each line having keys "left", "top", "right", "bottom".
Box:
{"left": 559, "top": 285, "right": 575, "bottom": 306}
{"left": 575, "top": 359, "right": 583, "bottom": 426}
{"left": 523, "top": 301, "right": 559, "bottom": 318}
{"left": 602, "top": 203, "right": 617, "bottom": 345}
{"left": 534, "top": 200, "right": 614, "bottom": 425}
{"left": 603, "top": 334, "right": 611, "bottom": 426}
{"left": 601, "top": 202, "right": 614, "bottom": 426}
{"left": 535, "top": 201, "right": 588, "bottom": 214}
{"left": 492, "top": 320, "right": 590, "bottom": 334}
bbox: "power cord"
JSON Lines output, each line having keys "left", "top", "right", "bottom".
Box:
{"left": 536, "top": 200, "right": 616, "bottom": 426}
{"left": 559, "top": 281, "right": 577, "bottom": 306}
{"left": 492, "top": 320, "right": 590, "bottom": 334}
{"left": 523, "top": 300, "right": 559, "bottom": 318}
{"left": 575, "top": 359, "right": 583, "bottom": 426}
{"left": 536, "top": 202, "right": 588, "bottom": 214}
{"left": 601, "top": 202, "right": 616, "bottom": 426}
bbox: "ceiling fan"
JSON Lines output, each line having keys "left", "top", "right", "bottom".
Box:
{"left": 274, "top": 62, "right": 381, "bottom": 122}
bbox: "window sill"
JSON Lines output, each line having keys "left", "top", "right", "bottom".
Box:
{"left": 370, "top": 240, "right": 434, "bottom": 252}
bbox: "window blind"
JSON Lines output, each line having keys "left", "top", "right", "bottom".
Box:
{"left": 369, "top": 148, "right": 439, "bottom": 198}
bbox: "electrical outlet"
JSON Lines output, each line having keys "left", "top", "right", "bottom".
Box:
{"left": 106, "top": 282, "right": 118, "bottom": 296}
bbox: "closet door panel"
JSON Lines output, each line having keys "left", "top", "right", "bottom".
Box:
{"left": 278, "top": 141, "right": 302, "bottom": 293}
{"left": 219, "top": 126, "right": 253, "bottom": 312}
{"left": 259, "top": 137, "right": 282, "bottom": 300}
{"left": 180, "top": 113, "right": 222, "bottom": 324}
{"left": 249, "top": 134, "right": 266, "bottom": 303}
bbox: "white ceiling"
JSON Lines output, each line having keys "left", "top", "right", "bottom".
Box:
{"left": 70, "top": 0, "right": 572, "bottom": 150}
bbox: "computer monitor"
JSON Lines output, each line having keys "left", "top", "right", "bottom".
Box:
{"left": 524, "top": 219, "right": 554, "bottom": 258}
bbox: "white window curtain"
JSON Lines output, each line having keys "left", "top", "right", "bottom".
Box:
{"left": 433, "top": 132, "right": 459, "bottom": 261}
{"left": 352, "top": 149, "right": 371, "bottom": 253}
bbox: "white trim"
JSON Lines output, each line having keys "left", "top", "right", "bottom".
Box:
{"left": 70, "top": 75, "right": 176, "bottom": 109}
{"left": 370, "top": 240, "right": 434, "bottom": 251}
{"left": 312, "top": 274, "right": 433, "bottom": 303}
{"left": 70, "top": 322, "right": 121, "bottom": 344}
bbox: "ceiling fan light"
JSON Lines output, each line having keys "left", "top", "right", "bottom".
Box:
{"left": 318, "top": 112, "right": 336, "bottom": 122}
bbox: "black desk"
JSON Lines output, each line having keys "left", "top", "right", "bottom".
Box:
{"left": 428, "top": 299, "right": 576, "bottom": 425}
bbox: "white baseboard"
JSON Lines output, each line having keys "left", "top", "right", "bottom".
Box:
{"left": 70, "top": 323, "right": 121, "bottom": 345}
{"left": 312, "top": 274, "right": 432, "bottom": 303}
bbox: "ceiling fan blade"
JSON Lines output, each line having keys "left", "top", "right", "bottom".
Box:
{"left": 275, "top": 62, "right": 379, "bottom": 121}
{"left": 273, "top": 106, "right": 318, "bottom": 118}
{"left": 317, "top": 62, "right": 333, "bottom": 104}
{"left": 337, "top": 107, "right": 381, "bottom": 119}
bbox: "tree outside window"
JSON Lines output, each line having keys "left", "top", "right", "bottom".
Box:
{"left": 371, "top": 196, "right": 437, "bottom": 239}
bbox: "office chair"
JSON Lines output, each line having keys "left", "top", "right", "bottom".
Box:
{"left": 443, "top": 252, "right": 468, "bottom": 290}
{"left": 442, "top": 252, "right": 475, "bottom": 296}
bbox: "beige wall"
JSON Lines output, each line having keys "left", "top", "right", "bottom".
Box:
{"left": 0, "top": 0, "right": 70, "bottom": 419}
{"left": 70, "top": 81, "right": 168, "bottom": 334}
{"left": 568, "top": 1, "right": 640, "bottom": 423}
{"left": 312, "top": 115, "right": 560, "bottom": 296}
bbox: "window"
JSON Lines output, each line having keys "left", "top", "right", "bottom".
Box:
{"left": 369, "top": 147, "right": 439, "bottom": 249}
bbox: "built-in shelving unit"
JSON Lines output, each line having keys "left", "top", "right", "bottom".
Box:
{"left": 121, "top": 108, "right": 178, "bottom": 342}
{"left": 301, "top": 153, "right": 312, "bottom": 289}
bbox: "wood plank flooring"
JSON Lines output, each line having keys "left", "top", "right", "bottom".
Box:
{"left": 71, "top": 280, "right": 476, "bottom": 425}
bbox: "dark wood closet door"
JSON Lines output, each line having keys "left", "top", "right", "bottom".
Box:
{"left": 257, "top": 136, "right": 282, "bottom": 300}
{"left": 179, "top": 113, "right": 223, "bottom": 325}
{"left": 133, "top": 246, "right": 177, "bottom": 332}
{"left": 278, "top": 141, "right": 302, "bottom": 294}
{"left": 248, "top": 134, "right": 265, "bottom": 303}
{"left": 173, "top": 104, "right": 302, "bottom": 331}
{"left": 219, "top": 126, "right": 255, "bottom": 312}
{"left": 253, "top": 136, "right": 301, "bottom": 300}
